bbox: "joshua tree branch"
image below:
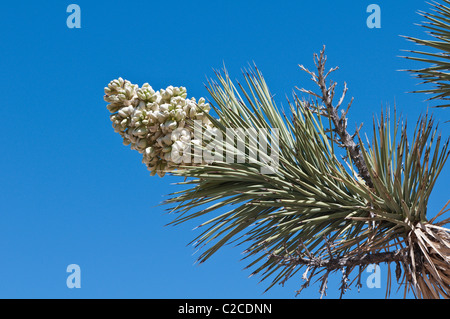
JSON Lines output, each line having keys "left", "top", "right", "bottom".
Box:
{"left": 298, "top": 46, "right": 374, "bottom": 188}
{"left": 270, "top": 248, "right": 406, "bottom": 270}
{"left": 270, "top": 244, "right": 407, "bottom": 298}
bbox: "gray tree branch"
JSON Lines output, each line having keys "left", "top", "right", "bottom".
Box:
{"left": 269, "top": 243, "right": 407, "bottom": 298}
{"left": 298, "top": 47, "right": 374, "bottom": 189}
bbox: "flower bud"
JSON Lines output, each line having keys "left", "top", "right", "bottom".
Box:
{"left": 137, "top": 83, "right": 157, "bottom": 102}
{"left": 137, "top": 138, "right": 148, "bottom": 149}
{"left": 167, "top": 120, "right": 178, "bottom": 131}
{"left": 123, "top": 138, "right": 131, "bottom": 146}
{"left": 133, "top": 126, "right": 148, "bottom": 138}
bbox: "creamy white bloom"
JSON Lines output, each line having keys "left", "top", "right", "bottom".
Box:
{"left": 104, "top": 79, "right": 212, "bottom": 177}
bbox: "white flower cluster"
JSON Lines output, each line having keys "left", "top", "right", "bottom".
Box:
{"left": 104, "top": 78, "right": 213, "bottom": 177}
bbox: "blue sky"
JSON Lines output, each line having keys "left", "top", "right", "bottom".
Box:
{"left": 0, "top": 0, "right": 449, "bottom": 299}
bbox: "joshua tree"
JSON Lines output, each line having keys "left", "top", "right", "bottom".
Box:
{"left": 103, "top": 2, "right": 450, "bottom": 299}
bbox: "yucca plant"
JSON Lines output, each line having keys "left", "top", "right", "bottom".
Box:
{"left": 104, "top": 46, "right": 450, "bottom": 298}
{"left": 403, "top": 0, "right": 450, "bottom": 107}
